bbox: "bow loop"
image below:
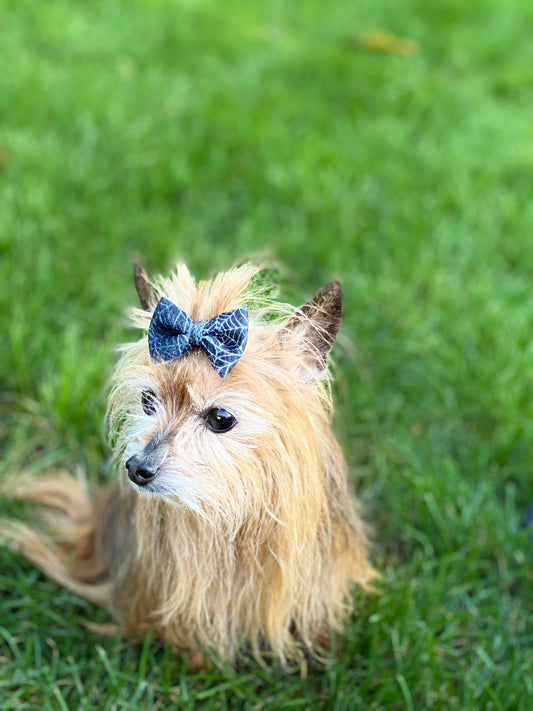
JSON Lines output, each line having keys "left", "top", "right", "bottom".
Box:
{"left": 148, "top": 298, "right": 248, "bottom": 378}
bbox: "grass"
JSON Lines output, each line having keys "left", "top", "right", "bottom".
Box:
{"left": 1, "top": 0, "right": 533, "bottom": 707}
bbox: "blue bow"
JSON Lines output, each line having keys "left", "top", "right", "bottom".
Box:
{"left": 148, "top": 297, "right": 248, "bottom": 377}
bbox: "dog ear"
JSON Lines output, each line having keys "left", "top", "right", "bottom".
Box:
{"left": 284, "top": 280, "right": 342, "bottom": 371}
{"left": 133, "top": 263, "right": 158, "bottom": 311}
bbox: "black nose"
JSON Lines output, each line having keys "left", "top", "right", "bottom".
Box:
{"left": 125, "top": 455, "right": 158, "bottom": 486}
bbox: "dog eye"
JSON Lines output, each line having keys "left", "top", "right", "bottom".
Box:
{"left": 141, "top": 389, "right": 157, "bottom": 416}
{"left": 204, "top": 408, "right": 236, "bottom": 433}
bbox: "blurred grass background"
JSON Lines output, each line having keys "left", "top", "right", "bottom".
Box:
{"left": 1, "top": 0, "right": 533, "bottom": 708}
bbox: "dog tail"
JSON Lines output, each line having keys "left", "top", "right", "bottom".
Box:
{"left": 0, "top": 471, "right": 113, "bottom": 608}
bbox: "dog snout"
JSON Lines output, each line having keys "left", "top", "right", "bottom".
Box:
{"left": 125, "top": 455, "right": 159, "bottom": 486}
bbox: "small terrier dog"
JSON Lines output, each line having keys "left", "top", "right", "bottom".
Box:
{"left": 2, "top": 263, "right": 376, "bottom": 664}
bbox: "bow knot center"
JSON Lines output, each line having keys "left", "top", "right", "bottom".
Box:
{"left": 188, "top": 319, "right": 207, "bottom": 346}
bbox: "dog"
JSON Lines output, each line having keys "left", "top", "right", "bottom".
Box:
{"left": 1, "top": 262, "right": 377, "bottom": 665}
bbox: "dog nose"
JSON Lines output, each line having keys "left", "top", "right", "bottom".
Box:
{"left": 125, "top": 455, "right": 158, "bottom": 486}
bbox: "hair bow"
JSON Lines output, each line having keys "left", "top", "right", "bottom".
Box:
{"left": 148, "top": 297, "right": 248, "bottom": 378}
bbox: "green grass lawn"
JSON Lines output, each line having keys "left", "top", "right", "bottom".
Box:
{"left": 2, "top": 0, "right": 533, "bottom": 708}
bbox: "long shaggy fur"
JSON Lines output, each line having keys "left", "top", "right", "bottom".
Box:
{"left": 1, "top": 263, "right": 377, "bottom": 664}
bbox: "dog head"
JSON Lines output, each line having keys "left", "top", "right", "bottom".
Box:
{"left": 107, "top": 264, "right": 343, "bottom": 530}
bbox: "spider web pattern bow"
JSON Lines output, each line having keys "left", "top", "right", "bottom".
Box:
{"left": 148, "top": 297, "right": 249, "bottom": 377}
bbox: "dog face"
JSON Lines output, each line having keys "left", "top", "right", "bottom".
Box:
{"left": 119, "top": 354, "right": 273, "bottom": 518}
